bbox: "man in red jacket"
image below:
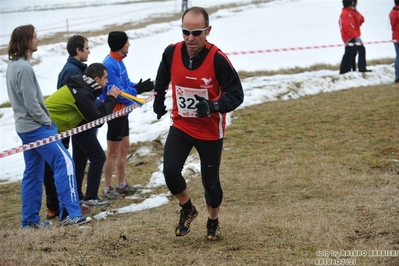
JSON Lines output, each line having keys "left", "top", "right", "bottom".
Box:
{"left": 339, "top": 0, "right": 370, "bottom": 74}
{"left": 390, "top": 0, "right": 399, "bottom": 83}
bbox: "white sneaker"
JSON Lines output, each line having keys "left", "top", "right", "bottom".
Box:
{"left": 60, "top": 216, "right": 92, "bottom": 226}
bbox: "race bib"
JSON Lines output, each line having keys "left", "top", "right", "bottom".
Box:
{"left": 175, "top": 86, "right": 208, "bottom": 117}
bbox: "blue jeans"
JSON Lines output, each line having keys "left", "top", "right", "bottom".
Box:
{"left": 18, "top": 123, "right": 81, "bottom": 225}
{"left": 394, "top": 42, "right": 399, "bottom": 79}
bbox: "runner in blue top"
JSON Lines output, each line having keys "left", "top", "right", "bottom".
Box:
{"left": 100, "top": 31, "right": 154, "bottom": 200}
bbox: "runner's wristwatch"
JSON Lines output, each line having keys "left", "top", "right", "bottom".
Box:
{"left": 214, "top": 101, "right": 220, "bottom": 112}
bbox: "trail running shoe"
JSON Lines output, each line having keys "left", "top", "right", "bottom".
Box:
{"left": 21, "top": 221, "right": 52, "bottom": 229}
{"left": 60, "top": 216, "right": 92, "bottom": 226}
{"left": 103, "top": 186, "right": 125, "bottom": 200}
{"left": 175, "top": 206, "right": 198, "bottom": 236}
{"left": 82, "top": 198, "right": 110, "bottom": 207}
{"left": 116, "top": 182, "right": 137, "bottom": 195}
{"left": 206, "top": 221, "right": 221, "bottom": 241}
{"left": 46, "top": 209, "right": 59, "bottom": 220}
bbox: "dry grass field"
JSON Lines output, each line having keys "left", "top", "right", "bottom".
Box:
{"left": 1, "top": 73, "right": 399, "bottom": 265}
{"left": 1, "top": 1, "right": 399, "bottom": 264}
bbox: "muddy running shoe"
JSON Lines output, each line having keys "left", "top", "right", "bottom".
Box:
{"left": 60, "top": 216, "right": 92, "bottom": 226}
{"left": 21, "top": 221, "right": 52, "bottom": 229}
{"left": 82, "top": 198, "right": 110, "bottom": 207}
{"left": 116, "top": 182, "right": 137, "bottom": 195}
{"left": 46, "top": 209, "right": 59, "bottom": 220}
{"left": 175, "top": 206, "right": 198, "bottom": 236}
{"left": 103, "top": 186, "right": 125, "bottom": 200}
{"left": 206, "top": 220, "right": 221, "bottom": 241}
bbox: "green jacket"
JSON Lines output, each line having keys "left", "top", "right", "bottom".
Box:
{"left": 45, "top": 75, "right": 117, "bottom": 132}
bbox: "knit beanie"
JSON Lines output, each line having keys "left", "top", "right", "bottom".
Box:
{"left": 108, "top": 31, "right": 128, "bottom": 52}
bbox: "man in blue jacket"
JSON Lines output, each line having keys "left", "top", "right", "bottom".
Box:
{"left": 100, "top": 31, "right": 154, "bottom": 200}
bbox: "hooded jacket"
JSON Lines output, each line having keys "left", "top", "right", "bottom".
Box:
{"left": 45, "top": 75, "right": 117, "bottom": 132}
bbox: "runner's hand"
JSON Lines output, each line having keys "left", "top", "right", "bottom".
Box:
{"left": 153, "top": 95, "right": 167, "bottom": 120}
{"left": 194, "top": 94, "right": 215, "bottom": 117}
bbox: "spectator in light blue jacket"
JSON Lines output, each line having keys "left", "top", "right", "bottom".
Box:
{"left": 100, "top": 31, "right": 153, "bottom": 200}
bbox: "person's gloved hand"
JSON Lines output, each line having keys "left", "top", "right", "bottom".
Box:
{"left": 153, "top": 95, "right": 167, "bottom": 120}
{"left": 194, "top": 94, "right": 216, "bottom": 118}
{"left": 135, "top": 78, "right": 154, "bottom": 94}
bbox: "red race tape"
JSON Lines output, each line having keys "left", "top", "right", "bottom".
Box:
{"left": 225, "top": 40, "right": 394, "bottom": 56}
{"left": 2, "top": 39, "right": 395, "bottom": 157}
{"left": 0, "top": 95, "right": 154, "bottom": 159}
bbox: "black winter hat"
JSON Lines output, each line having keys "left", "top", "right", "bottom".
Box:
{"left": 342, "top": 0, "right": 353, "bottom": 8}
{"left": 108, "top": 31, "right": 128, "bottom": 52}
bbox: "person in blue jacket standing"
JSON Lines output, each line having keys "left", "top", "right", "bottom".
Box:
{"left": 100, "top": 31, "right": 154, "bottom": 200}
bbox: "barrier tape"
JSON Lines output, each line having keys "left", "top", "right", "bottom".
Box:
{"left": 1, "top": 39, "right": 395, "bottom": 158}
{"left": 0, "top": 94, "right": 154, "bottom": 159}
{"left": 224, "top": 40, "right": 394, "bottom": 56}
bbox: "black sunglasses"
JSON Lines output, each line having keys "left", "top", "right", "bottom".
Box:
{"left": 181, "top": 27, "right": 208, "bottom": 37}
